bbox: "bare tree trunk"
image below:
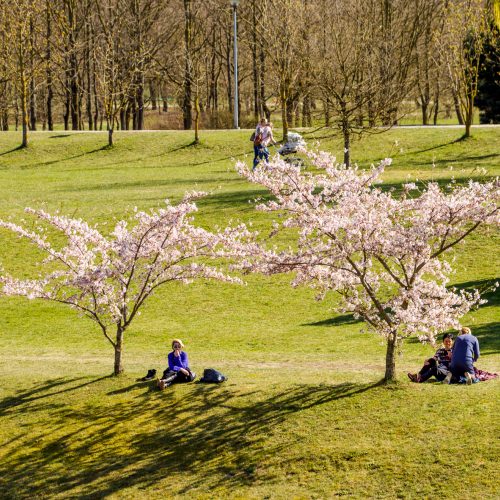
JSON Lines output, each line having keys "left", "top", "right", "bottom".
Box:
{"left": 150, "top": 79, "right": 157, "bottom": 110}
{"left": 29, "top": 17, "right": 37, "bottom": 131}
{"left": 259, "top": 47, "right": 269, "bottom": 121}
{"left": 251, "top": 0, "right": 259, "bottom": 121}
{"left": 194, "top": 93, "right": 200, "bottom": 144}
{"left": 464, "top": 95, "right": 473, "bottom": 137}
{"left": 108, "top": 126, "right": 113, "bottom": 147}
{"left": 70, "top": 55, "right": 79, "bottom": 129}
{"left": 421, "top": 102, "right": 429, "bottom": 125}
{"left": 162, "top": 81, "right": 168, "bottom": 112}
{"left": 183, "top": 0, "right": 193, "bottom": 130}
{"left": 433, "top": 82, "right": 440, "bottom": 125}
{"left": 114, "top": 326, "right": 123, "bottom": 375}
{"left": 324, "top": 98, "right": 330, "bottom": 127}
{"left": 136, "top": 75, "right": 144, "bottom": 130}
{"left": 384, "top": 331, "right": 397, "bottom": 382}
{"left": 21, "top": 74, "right": 29, "bottom": 148}
{"left": 280, "top": 83, "right": 288, "bottom": 142}
{"left": 46, "top": 0, "right": 53, "bottom": 131}
{"left": 29, "top": 79, "right": 37, "bottom": 131}
{"left": 341, "top": 106, "right": 350, "bottom": 167}
{"left": 85, "top": 13, "right": 93, "bottom": 131}
{"left": 452, "top": 90, "right": 464, "bottom": 125}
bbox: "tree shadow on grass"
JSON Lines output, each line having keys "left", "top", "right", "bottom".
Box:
{"left": 0, "top": 145, "right": 25, "bottom": 156}
{"left": 471, "top": 322, "right": 500, "bottom": 356}
{"left": 412, "top": 134, "right": 468, "bottom": 154}
{"left": 303, "top": 313, "right": 362, "bottom": 327}
{"left": 451, "top": 277, "right": 500, "bottom": 309}
{"left": 0, "top": 376, "right": 111, "bottom": 417}
{"left": 0, "top": 378, "right": 381, "bottom": 498}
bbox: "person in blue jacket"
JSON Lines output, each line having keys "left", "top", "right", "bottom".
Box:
{"left": 157, "top": 339, "right": 195, "bottom": 390}
{"left": 448, "top": 327, "right": 480, "bottom": 385}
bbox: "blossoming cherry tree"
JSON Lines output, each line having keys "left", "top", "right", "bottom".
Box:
{"left": 237, "top": 150, "right": 499, "bottom": 382}
{"left": 0, "top": 193, "right": 251, "bottom": 375}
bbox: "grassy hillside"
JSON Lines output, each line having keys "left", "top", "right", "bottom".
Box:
{"left": 0, "top": 127, "right": 499, "bottom": 499}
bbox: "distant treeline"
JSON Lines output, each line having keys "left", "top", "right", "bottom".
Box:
{"left": 0, "top": 0, "right": 498, "bottom": 148}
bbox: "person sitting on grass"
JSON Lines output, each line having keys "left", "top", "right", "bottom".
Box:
{"left": 408, "top": 333, "right": 453, "bottom": 383}
{"left": 447, "top": 326, "right": 480, "bottom": 385}
{"left": 157, "top": 339, "right": 196, "bottom": 390}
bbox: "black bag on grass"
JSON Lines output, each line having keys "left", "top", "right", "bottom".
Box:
{"left": 199, "top": 368, "right": 227, "bottom": 383}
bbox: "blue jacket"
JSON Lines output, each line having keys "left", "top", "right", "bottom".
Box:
{"left": 450, "top": 334, "right": 480, "bottom": 369}
{"left": 168, "top": 351, "right": 189, "bottom": 372}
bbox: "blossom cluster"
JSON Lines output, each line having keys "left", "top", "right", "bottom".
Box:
{"left": 0, "top": 193, "right": 254, "bottom": 342}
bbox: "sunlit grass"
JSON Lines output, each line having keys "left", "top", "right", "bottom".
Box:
{"left": 0, "top": 128, "right": 498, "bottom": 498}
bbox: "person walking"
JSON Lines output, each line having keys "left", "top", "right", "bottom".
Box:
{"left": 253, "top": 120, "right": 276, "bottom": 170}
{"left": 252, "top": 118, "right": 267, "bottom": 170}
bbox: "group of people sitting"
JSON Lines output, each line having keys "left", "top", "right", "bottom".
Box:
{"left": 408, "top": 326, "right": 497, "bottom": 384}
{"left": 140, "top": 328, "right": 496, "bottom": 391}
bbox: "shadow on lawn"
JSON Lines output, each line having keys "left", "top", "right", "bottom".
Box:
{"left": 304, "top": 313, "right": 362, "bottom": 327}
{"left": 0, "top": 378, "right": 380, "bottom": 498}
{"left": 0, "top": 376, "right": 111, "bottom": 417}
{"left": 452, "top": 277, "right": 500, "bottom": 309}
{"left": 471, "top": 322, "right": 500, "bottom": 355}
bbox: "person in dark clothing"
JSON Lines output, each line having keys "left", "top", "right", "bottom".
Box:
{"left": 157, "top": 339, "right": 196, "bottom": 390}
{"left": 408, "top": 333, "right": 453, "bottom": 383}
{"left": 449, "top": 327, "right": 480, "bottom": 385}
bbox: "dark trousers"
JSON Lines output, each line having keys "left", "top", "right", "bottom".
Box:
{"left": 450, "top": 362, "right": 475, "bottom": 378}
{"left": 418, "top": 358, "right": 449, "bottom": 382}
{"left": 161, "top": 369, "right": 195, "bottom": 384}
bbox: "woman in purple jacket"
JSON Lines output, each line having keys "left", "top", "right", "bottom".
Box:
{"left": 157, "top": 339, "right": 196, "bottom": 390}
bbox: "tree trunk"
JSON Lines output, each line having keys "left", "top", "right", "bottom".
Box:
{"left": 29, "top": 78, "right": 37, "bottom": 131}
{"left": 183, "top": 0, "right": 193, "bottom": 130}
{"left": 259, "top": 47, "right": 270, "bottom": 121}
{"left": 194, "top": 94, "right": 200, "bottom": 144}
{"left": 29, "top": 17, "right": 37, "bottom": 131}
{"left": 150, "top": 79, "right": 157, "bottom": 110}
{"left": 108, "top": 127, "right": 113, "bottom": 147}
{"left": 46, "top": 44, "right": 53, "bottom": 131}
{"left": 384, "top": 332, "right": 397, "bottom": 382}
{"left": 136, "top": 76, "right": 144, "bottom": 130}
{"left": 342, "top": 124, "right": 350, "bottom": 167}
{"left": 464, "top": 95, "right": 473, "bottom": 138}
{"left": 114, "top": 326, "right": 124, "bottom": 375}
{"left": 251, "top": 0, "right": 259, "bottom": 121}
{"left": 280, "top": 84, "right": 288, "bottom": 143}
{"left": 433, "top": 93, "right": 439, "bottom": 126}
{"left": 452, "top": 90, "right": 464, "bottom": 125}
{"left": 324, "top": 98, "right": 330, "bottom": 127}
{"left": 421, "top": 102, "right": 428, "bottom": 125}
{"left": 21, "top": 75, "right": 29, "bottom": 148}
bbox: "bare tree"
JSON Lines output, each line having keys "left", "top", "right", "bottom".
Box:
{"left": 3, "top": 0, "right": 44, "bottom": 147}
{"left": 441, "top": 0, "right": 490, "bottom": 137}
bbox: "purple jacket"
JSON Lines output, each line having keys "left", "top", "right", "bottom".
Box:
{"left": 168, "top": 351, "right": 189, "bottom": 372}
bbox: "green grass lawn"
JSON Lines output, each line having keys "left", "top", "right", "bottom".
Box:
{"left": 0, "top": 127, "right": 499, "bottom": 499}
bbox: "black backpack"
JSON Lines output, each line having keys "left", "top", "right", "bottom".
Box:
{"left": 199, "top": 368, "right": 227, "bottom": 383}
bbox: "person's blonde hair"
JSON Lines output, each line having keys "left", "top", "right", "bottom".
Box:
{"left": 459, "top": 327, "right": 471, "bottom": 335}
{"left": 171, "top": 338, "right": 185, "bottom": 349}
